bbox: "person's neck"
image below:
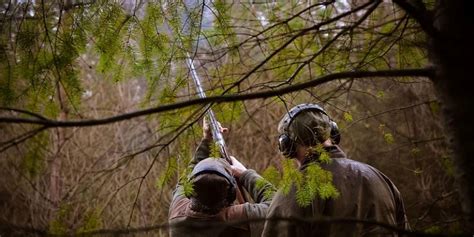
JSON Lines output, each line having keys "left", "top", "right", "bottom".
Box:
{"left": 295, "top": 140, "right": 333, "bottom": 167}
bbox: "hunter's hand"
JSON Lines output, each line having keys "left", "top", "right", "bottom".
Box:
{"left": 202, "top": 118, "right": 228, "bottom": 140}
{"left": 230, "top": 156, "right": 247, "bottom": 179}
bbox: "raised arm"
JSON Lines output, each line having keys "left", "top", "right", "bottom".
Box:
{"left": 230, "top": 156, "right": 275, "bottom": 204}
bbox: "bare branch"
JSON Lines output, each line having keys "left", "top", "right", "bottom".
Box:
{"left": 391, "top": 0, "right": 439, "bottom": 38}
{"left": 0, "top": 126, "right": 48, "bottom": 153}
{"left": 0, "top": 68, "right": 434, "bottom": 128}
{"left": 221, "top": 0, "right": 381, "bottom": 94}
{"left": 0, "top": 216, "right": 460, "bottom": 237}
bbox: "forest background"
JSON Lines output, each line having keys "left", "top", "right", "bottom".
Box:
{"left": 0, "top": 0, "right": 472, "bottom": 236}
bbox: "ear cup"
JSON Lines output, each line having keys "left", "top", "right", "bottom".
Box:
{"left": 226, "top": 184, "right": 236, "bottom": 204}
{"left": 329, "top": 120, "right": 341, "bottom": 145}
{"left": 223, "top": 172, "right": 237, "bottom": 204}
{"left": 278, "top": 134, "right": 297, "bottom": 158}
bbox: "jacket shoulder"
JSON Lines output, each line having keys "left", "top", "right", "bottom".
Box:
{"left": 169, "top": 197, "right": 191, "bottom": 220}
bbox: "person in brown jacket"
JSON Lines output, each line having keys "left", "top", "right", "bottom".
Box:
{"left": 262, "top": 103, "right": 410, "bottom": 237}
{"left": 168, "top": 119, "right": 275, "bottom": 237}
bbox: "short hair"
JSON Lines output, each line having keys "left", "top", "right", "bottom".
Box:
{"left": 190, "top": 173, "right": 231, "bottom": 214}
{"left": 286, "top": 110, "right": 331, "bottom": 146}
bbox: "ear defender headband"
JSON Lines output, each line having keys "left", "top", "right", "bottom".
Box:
{"left": 186, "top": 159, "right": 237, "bottom": 204}
{"left": 278, "top": 104, "right": 341, "bottom": 158}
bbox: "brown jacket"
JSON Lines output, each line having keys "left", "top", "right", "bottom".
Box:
{"left": 168, "top": 139, "right": 275, "bottom": 237}
{"left": 262, "top": 145, "right": 410, "bottom": 237}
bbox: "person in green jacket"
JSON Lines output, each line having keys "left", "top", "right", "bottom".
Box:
{"left": 262, "top": 103, "right": 410, "bottom": 237}
{"left": 168, "top": 119, "right": 275, "bottom": 237}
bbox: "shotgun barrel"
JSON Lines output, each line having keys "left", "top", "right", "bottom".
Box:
{"left": 185, "top": 53, "right": 232, "bottom": 164}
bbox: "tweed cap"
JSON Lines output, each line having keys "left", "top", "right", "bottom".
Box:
{"left": 279, "top": 109, "right": 331, "bottom": 146}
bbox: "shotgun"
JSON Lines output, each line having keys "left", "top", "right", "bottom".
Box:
{"left": 185, "top": 53, "right": 230, "bottom": 163}
{"left": 185, "top": 53, "right": 248, "bottom": 203}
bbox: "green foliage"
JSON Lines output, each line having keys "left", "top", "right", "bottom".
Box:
{"left": 261, "top": 166, "right": 281, "bottom": 187}
{"left": 156, "top": 105, "right": 196, "bottom": 135}
{"left": 380, "top": 21, "right": 397, "bottom": 35}
{"left": 255, "top": 177, "right": 274, "bottom": 200}
{"left": 182, "top": 177, "right": 195, "bottom": 197}
{"left": 307, "top": 144, "right": 331, "bottom": 164}
{"left": 49, "top": 204, "right": 71, "bottom": 235}
{"left": 378, "top": 124, "right": 395, "bottom": 144}
{"left": 51, "top": 207, "right": 102, "bottom": 234}
{"left": 207, "top": 0, "right": 237, "bottom": 49}
{"left": 280, "top": 159, "right": 303, "bottom": 195}
{"left": 209, "top": 142, "right": 221, "bottom": 158}
{"left": 0, "top": 0, "right": 458, "bottom": 232}
{"left": 383, "top": 132, "right": 395, "bottom": 144}
{"left": 0, "top": 33, "right": 13, "bottom": 104}
{"left": 424, "top": 225, "right": 442, "bottom": 234}
{"left": 156, "top": 157, "right": 178, "bottom": 189}
{"left": 318, "top": 6, "right": 334, "bottom": 20}
{"left": 410, "top": 147, "right": 421, "bottom": 158}
{"left": 376, "top": 91, "right": 385, "bottom": 99}
{"left": 277, "top": 158, "right": 338, "bottom": 207}
{"left": 0, "top": 2, "right": 89, "bottom": 112}
{"left": 440, "top": 154, "right": 455, "bottom": 176}
{"left": 259, "top": 166, "right": 282, "bottom": 200}
{"left": 138, "top": 4, "right": 175, "bottom": 97}
{"left": 22, "top": 131, "right": 48, "bottom": 178}
{"left": 343, "top": 112, "right": 353, "bottom": 122}
{"left": 61, "top": 67, "right": 83, "bottom": 107}
{"left": 93, "top": 4, "right": 129, "bottom": 76}
{"left": 0, "top": 75, "right": 14, "bottom": 106}
{"left": 397, "top": 29, "right": 428, "bottom": 68}
{"left": 214, "top": 102, "right": 244, "bottom": 124}
{"left": 76, "top": 210, "right": 102, "bottom": 234}
{"left": 429, "top": 101, "right": 440, "bottom": 114}
{"left": 158, "top": 84, "right": 178, "bottom": 104}
{"left": 422, "top": 0, "right": 437, "bottom": 10}
{"left": 297, "top": 163, "right": 339, "bottom": 206}
{"left": 319, "top": 151, "right": 331, "bottom": 164}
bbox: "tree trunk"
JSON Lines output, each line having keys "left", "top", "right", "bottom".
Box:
{"left": 50, "top": 84, "right": 67, "bottom": 208}
{"left": 431, "top": 0, "right": 474, "bottom": 230}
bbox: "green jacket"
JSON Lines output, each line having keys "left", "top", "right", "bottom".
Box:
{"left": 168, "top": 139, "right": 275, "bottom": 237}
{"left": 262, "top": 145, "right": 410, "bottom": 237}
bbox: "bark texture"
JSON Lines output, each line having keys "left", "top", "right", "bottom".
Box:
{"left": 431, "top": 0, "right": 474, "bottom": 230}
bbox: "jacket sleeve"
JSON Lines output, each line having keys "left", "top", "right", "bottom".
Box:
{"left": 374, "top": 167, "right": 411, "bottom": 230}
{"left": 239, "top": 169, "right": 276, "bottom": 237}
{"left": 192, "top": 138, "right": 212, "bottom": 165}
{"left": 390, "top": 179, "right": 411, "bottom": 230}
{"left": 262, "top": 186, "right": 313, "bottom": 237}
{"left": 240, "top": 169, "right": 276, "bottom": 204}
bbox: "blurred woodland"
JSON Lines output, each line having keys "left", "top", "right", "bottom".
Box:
{"left": 0, "top": 0, "right": 473, "bottom": 236}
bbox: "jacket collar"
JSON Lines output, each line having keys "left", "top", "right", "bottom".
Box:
{"left": 300, "top": 145, "right": 346, "bottom": 168}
